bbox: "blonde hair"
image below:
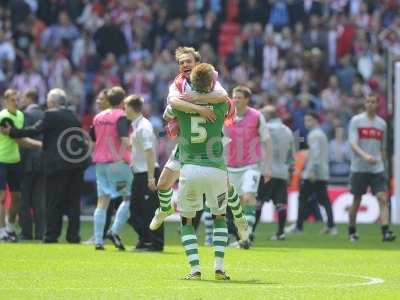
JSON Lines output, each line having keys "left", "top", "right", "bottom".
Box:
{"left": 175, "top": 47, "right": 201, "bottom": 63}
{"left": 4, "top": 89, "right": 19, "bottom": 100}
{"left": 190, "top": 63, "right": 215, "bottom": 93}
{"left": 106, "top": 86, "right": 126, "bottom": 107}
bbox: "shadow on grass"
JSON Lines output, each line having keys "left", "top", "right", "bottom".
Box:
{"left": 128, "top": 250, "right": 178, "bottom": 256}
{"left": 181, "top": 278, "right": 281, "bottom": 285}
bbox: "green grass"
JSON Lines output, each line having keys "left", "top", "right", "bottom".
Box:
{"left": 0, "top": 222, "right": 399, "bottom": 299}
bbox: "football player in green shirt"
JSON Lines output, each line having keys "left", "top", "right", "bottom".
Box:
{"left": 173, "top": 63, "right": 230, "bottom": 280}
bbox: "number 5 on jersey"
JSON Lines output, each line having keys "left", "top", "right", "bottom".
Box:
{"left": 191, "top": 116, "right": 207, "bottom": 144}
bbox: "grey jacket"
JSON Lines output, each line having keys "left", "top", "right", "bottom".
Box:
{"left": 267, "top": 118, "right": 295, "bottom": 181}
{"left": 302, "top": 127, "right": 330, "bottom": 181}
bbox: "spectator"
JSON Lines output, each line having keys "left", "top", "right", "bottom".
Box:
{"left": 9, "top": 0, "right": 31, "bottom": 31}
{"left": 41, "top": 10, "right": 79, "bottom": 49}
{"left": 320, "top": 75, "right": 341, "bottom": 110}
{"left": 276, "top": 26, "right": 293, "bottom": 55}
{"left": 124, "top": 59, "right": 154, "bottom": 102}
{"left": 302, "top": 15, "right": 326, "bottom": 51}
{"left": 243, "top": 23, "right": 264, "bottom": 73}
{"left": 11, "top": 59, "right": 46, "bottom": 103}
{"left": 202, "top": 11, "right": 219, "bottom": 50}
{"left": 289, "top": 0, "right": 323, "bottom": 29}
{"left": 329, "top": 125, "right": 351, "bottom": 180}
{"left": 262, "top": 34, "right": 279, "bottom": 75}
{"left": 93, "top": 14, "right": 128, "bottom": 59}
{"left": 13, "top": 19, "right": 34, "bottom": 64}
{"left": 269, "top": 0, "right": 289, "bottom": 31}
{"left": 336, "top": 55, "right": 357, "bottom": 94}
{"left": 71, "top": 29, "right": 96, "bottom": 68}
{"left": 180, "top": 14, "right": 203, "bottom": 48}
{"left": 240, "top": 0, "right": 266, "bottom": 24}
{"left": 327, "top": 16, "right": 338, "bottom": 69}
{"left": 0, "top": 30, "right": 15, "bottom": 88}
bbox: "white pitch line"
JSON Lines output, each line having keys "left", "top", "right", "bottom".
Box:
{"left": 0, "top": 269, "right": 384, "bottom": 291}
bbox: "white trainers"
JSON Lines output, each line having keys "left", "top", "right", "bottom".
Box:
{"left": 234, "top": 215, "right": 250, "bottom": 242}
{"left": 349, "top": 233, "right": 359, "bottom": 242}
{"left": 149, "top": 207, "right": 174, "bottom": 231}
{"left": 284, "top": 223, "right": 303, "bottom": 234}
{"left": 228, "top": 241, "right": 240, "bottom": 248}
{"left": 321, "top": 226, "right": 338, "bottom": 235}
{"left": 270, "top": 233, "right": 286, "bottom": 241}
{"left": 82, "top": 235, "right": 95, "bottom": 245}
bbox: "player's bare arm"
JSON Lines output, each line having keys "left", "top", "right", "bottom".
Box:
{"left": 144, "top": 148, "right": 157, "bottom": 191}
{"left": 169, "top": 97, "right": 216, "bottom": 122}
{"left": 120, "top": 136, "right": 131, "bottom": 150}
{"left": 258, "top": 114, "right": 272, "bottom": 182}
{"left": 350, "top": 141, "right": 377, "bottom": 164}
{"left": 262, "top": 135, "right": 273, "bottom": 182}
{"left": 15, "top": 137, "right": 42, "bottom": 149}
{"left": 181, "top": 89, "right": 227, "bottom": 104}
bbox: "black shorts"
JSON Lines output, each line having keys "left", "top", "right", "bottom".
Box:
{"left": 350, "top": 172, "right": 387, "bottom": 196}
{"left": 257, "top": 178, "right": 288, "bottom": 205}
{"left": 0, "top": 162, "right": 22, "bottom": 191}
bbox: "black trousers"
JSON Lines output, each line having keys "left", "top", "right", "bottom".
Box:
{"left": 104, "top": 196, "right": 122, "bottom": 237}
{"left": 20, "top": 171, "right": 46, "bottom": 239}
{"left": 130, "top": 168, "right": 164, "bottom": 248}
{"left": 45, "top": 168, "right": 84, "bottom": 242}
{"left": 296, "top": 180, "right": 335, "bottom": 230}
{"left": 226, "top": 206, "right": 239, "bottom": 239}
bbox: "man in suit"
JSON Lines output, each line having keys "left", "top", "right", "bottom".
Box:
{"left": 289, "top": 1, "right": 323, "bottom": 28}
{"left": 18, "top": 90, "right": 45, "bottom": 240}
{"left": 2, "top": 88, "right": 90, "bottom": 243}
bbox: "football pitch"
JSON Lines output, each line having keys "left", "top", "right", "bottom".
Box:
{"left": 0, "top": 222, "right": 399, "bottom": 300}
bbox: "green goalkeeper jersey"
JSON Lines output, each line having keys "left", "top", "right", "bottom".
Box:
{"left": 173, "top": 102, "right": 228, "bottom": 171}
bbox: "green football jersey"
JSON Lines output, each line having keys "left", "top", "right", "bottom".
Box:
{"left": 173, "top": 102, "right": 228, "bottom": 170}
{"left": 0, "top": 109, "right": 24, "bottom": 164}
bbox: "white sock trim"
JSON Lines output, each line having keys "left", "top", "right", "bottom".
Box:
{"left": 213, "top": 228, "right": 228, "bottom": 233}
{"left": 184, "top": 243, "right": 199, "bottom": 251}
{"left": 182, "top": 235, "right": 197, "bottom": 242}
{"left": 188, "top": 254, "right": 199, "bottom": 262}
{"left": 215, "top": 245, "right": 226, "bottom": 252}
{"left": 213, "top": 236, "right": 228, "bottom": 242}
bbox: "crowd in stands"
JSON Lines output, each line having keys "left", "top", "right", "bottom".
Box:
{"left": 0, "top": 0, "right": 399, "bottom": 182}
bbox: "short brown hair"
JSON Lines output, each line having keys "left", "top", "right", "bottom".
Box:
{"left": 365, "top": 92, "right": 379, "bottom": 102}
{"left": 190, "top": 63, "right": 215, "bottom": 93}
{"left": 124, "top": 94, "right": 144, "bottom": 112}
{"left": 305, "top": 111, "right": 320, "bottom": 122}
{"left": 175, "top": 47, "right": 201, "bottom": 63}
{"left": 233, "top": 85, "right": 252, "bottom": 99}
{"left": 106, "top": 86, "right": 125, "bottom": 107}
{"left": 4, "top": 89, "right": 18, "bottom": 100}
{"left": 25, "top": 89, "right": 39, "bottom": 103}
